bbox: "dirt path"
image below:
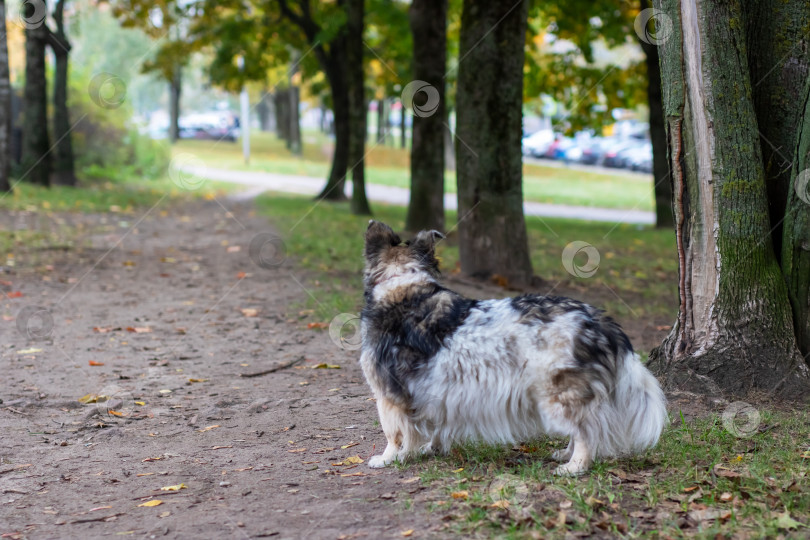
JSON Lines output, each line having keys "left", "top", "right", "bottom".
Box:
{"left": 1, "top": 199, "right": 443, "bottom": 539}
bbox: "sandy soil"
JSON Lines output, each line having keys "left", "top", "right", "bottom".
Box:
{"left": 0, "top": 197, "right": 673, "bottom": 539}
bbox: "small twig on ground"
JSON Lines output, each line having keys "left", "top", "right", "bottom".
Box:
{"left": 68, "top": 513, "right": 125, "bottom": 524}
{"left": 240, "top": 356, "right": 305, "bottom": 377}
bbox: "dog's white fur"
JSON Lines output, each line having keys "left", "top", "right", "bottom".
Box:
{"left": 360, "top": 223, "right": 668, "bottom": 476}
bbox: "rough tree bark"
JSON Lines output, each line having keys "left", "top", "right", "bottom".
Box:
{"left": 405, "top": 0, "right": 447, "bottom": 233}
{"left": 169, "top": 68, "right": 182, "bottom": 143}
{"left": 21, "top": 20, "right": 50, "bottom": 186}
{"left": 277, "top": 0, "right": 350, "bottom": 201}
{"left": 49, "top": 0, "right": 76, "bottom": 186}
{"left": 640, "top": 0, "right": 673, "bottom": 228}
{"left": 744, "top": 0, "right": 810, "bottom": 359}
{"left": 648, "top": 0, "right": 810, "bottom": 397}
{"left": 455, "top": 0, "right": 533, "bottom": 286}
{"left": 0, "top": 0, "right": 11, "bottom": 192}
{"left": 346, "top": 0, "right": 370, "bottom": 215}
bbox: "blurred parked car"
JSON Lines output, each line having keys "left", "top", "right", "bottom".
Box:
{"left": 522, "top": 129, "right": 555, "bottom": 157}
{"left": 624, "top": 142, "right": 653, "bottom": 172}
{"left": 602, "top": 139, "right": 645, "bottom": 168}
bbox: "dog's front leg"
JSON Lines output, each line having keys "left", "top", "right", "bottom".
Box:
{"left": 368, "top": 397, "right": 414, "bottom": 468}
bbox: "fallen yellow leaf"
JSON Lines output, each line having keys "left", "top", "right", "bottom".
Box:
{"left": 240, "top": 308, "right": 259, "bottom": 317}
{"left": 17, "top": 348, "right": 43, "bottom": 355}
{"left": 490, "top": 500, "right": 510, "bottom": 509}
{"left": 78, "top": 394, "right": 99, "bottom": 404}
{"left": 188, "top": 378, "right": 208, "bottom": 383}
{"left": 312, "top": 363, "right": 341, "bottom": 369}
{"left": 160, "top": 483, "right": 187, "bottom": 492}
{"left": 452, "top": 468, "right": 464, "bottom": 473}
{"left": 137, "top": 500, "right": 163, "bottom": 507}
{"left": 451, "top": 490, "right": 469, "bottom": 500}
{"left": 197, "top": 425, "right": 220, "bottom": 432}
{"left": 401, "top": 530, "right": 414, "bottom": 537}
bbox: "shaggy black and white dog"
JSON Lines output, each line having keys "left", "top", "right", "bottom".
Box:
{"left": 359, "top": 221, "right": 667, "bottom": 476}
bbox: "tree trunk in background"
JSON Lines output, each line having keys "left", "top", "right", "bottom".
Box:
{"left": 21, "top": 22, "right": 50, "bottom": 186}
{"left": 169, "top": 69, "right": 182, "bottom": 143}
{"left": 315, "top": 47, "right": 350, "bottom": 201}
{"left": 640, "top": 0, "right": 672, "bottom": 228}
{"left": 376, "top": 98, "right": 384, "bottom": 143}
{"left": 399, "top": 105, "right": 406, "bottom": 149}
{"left": 346, "top": 0, "right": 371, "bottom": 214}
{"left": 648, "top": 0, "right": 809, "bottom": 397}
{"left": 288, "top": 85, "right": 301, "bottom": 155}
{"left": 744, "top": 0, "right": 810, "bottom": 359}
{"left": 455, "top": 0, "right": 533, "bottom": 286}
{"left": 49, "top": 0, "right": 76, "bottom": 186}
{"left": 275, "top": 89, "right": 290, "bottom": 142}
{"left": 257, "top": 91, "right": 271, "bottom": 131}
{"left": 444, "top": 107, "right": 455, "bottom": 172}
{"left": 405, "top": 0, "right": 447, "bottom": 232}
{"left": 0, "top": 0, "right": 11, "bottom": 192}
{"left": 287, "top": 53, "right": 302, "bottom": 155}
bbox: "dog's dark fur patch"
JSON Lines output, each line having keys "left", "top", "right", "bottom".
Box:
{"left": 362, "top": 283, "right": 478, "bottom": 407}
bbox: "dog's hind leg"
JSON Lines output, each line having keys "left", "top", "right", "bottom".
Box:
{"left": 551, "top": 438, "right": 574, "bottom": 462}
{"left": 368, "top": 397, "right": 416, "bottom": 468}
{"left": 553, "top": 435, "right": 592, "bottom": 476}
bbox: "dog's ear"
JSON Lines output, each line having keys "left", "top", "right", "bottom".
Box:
{"left": 364, "top": 220, "right": 401, "bottom": 260}
{"left": 408, "top": 229, "right": 445, "bottom": 257}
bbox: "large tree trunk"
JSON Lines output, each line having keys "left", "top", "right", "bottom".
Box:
{"left": 455, "top": 0, "right": 533, "bottom": 286}
{"left": 169, "top": 69, "right": 182, "bottom": 143}
{"left": 21, "top": 22, "right": 50, "bottom": 186}
{"left": 744, "top": 0, "right": 810, "bottom": 360}
{"left": 648, "top": 0, "right": 810, "bottom": 397}
{"left": 49, "top": 0, "right": 76, "bottom": 187}
{"left": 0, "top": 0, "right": 11, "bottom": 192}
{"left": 640, "top": 0, "right": 673, "bottom": 228}
{"left": 346, "top": 0, "right": 371, "bottom": 215}
{"left": 405, "top": 0, "right": 447, "bottom": 232}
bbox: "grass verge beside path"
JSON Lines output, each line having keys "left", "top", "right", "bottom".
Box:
{"left": 176, "top": 131, "right": 655, "bottom": 211}
{"left": 256, "top": 192, "right": 677, "bottom": 325}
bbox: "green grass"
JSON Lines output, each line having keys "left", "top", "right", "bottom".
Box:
{"left": 401, "top": 410, "right": 809, "bottom": 538}
{"left": 255, "top": 192, "right": 677, "bottom": 337}
{"left": 176, "top": 130, "right": 655, "bottom": 211}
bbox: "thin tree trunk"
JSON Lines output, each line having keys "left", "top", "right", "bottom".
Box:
{"left": 0, "top": 0, "right": 11, "bottom": 192}
{"left": 405, "top": 0, "right": 447, "bottom": 232}
{"left": 169, "top": 69, "right": 182, "bottom": 143}
{"left": 400, "top": 104, "right": 406, "bottom": 149}
{"left": 21, "top": 22, "right": 50, "bottom": 186}
{"left": 376, "top": 98, "right": 384, "bottom": 142}
{"left": 648, "top": 0, "right": 809, "bottom": 397}
{"left": 455, "top": 0, "right": 533, "bottom": 286}
{"left": 640, "top": 0, "right": 672, "bottom": 228}
{"left": 347, "top": 0, "right": 371, "bottom": 215}
{"left": 257, "top": 90, "right": 271, "bottom": 131}
{"left": 49, "top": 0, "right": 75, "bottom": 186}
{"left": 288, "top": 54, "right": 302, "bottom": 155}
{"left": 275, "top": 89, "right": 289, "bottom": 142}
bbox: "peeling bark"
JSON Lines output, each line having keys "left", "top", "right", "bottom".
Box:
{"left": 649, "top": 0, "right": 809, "bottom": 398}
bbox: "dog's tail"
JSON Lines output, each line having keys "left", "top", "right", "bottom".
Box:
{"left": 611, "top": 351, "right": 668, "bottom": 454}
{"left": 580, "top": 350, "right": 668, "bottom": 458}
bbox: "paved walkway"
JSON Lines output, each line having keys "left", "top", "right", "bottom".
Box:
{"left": 186, "top": 166, "right": 655, "bottom": 225}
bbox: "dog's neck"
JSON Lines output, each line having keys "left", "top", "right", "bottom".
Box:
{"left": 369, "top": 272, "right": 434, "bottom": 303}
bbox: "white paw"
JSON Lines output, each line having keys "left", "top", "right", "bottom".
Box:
{"left": 554, "top": 462, "right": 588, "bottom": 477}
{"left": 551, "top": 449, "right": 571, "bottom": 462}
{"left": 368, "top": 455, "right": 389, "bottom": 468}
